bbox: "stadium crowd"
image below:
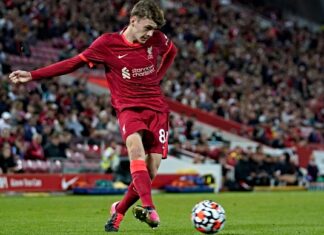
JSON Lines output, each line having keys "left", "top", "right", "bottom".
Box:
{"left": 161, "top": 0, "right": 324, "bottom": 147}
{"left": 0, "top": 0, "right": 322, "bottom": 186}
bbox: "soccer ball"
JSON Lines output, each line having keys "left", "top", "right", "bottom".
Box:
{"left": 191, "top": 200, "right": 226, "bottom": 234}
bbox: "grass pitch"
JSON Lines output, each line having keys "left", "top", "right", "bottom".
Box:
{"left": 1, "top": 191, "right": 324, "bottom": 235}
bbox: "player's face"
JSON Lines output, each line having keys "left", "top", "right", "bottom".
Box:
{"left": 132, "top": 17, "right": 157, "bottom": 44}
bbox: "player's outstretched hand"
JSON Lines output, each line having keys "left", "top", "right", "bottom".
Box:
{"left": 9, "top": 70, "right": 32, "bottom": 84}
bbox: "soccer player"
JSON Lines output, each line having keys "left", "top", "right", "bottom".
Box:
{"left": 9, "top": 0, "right": 177, "bottom": 232}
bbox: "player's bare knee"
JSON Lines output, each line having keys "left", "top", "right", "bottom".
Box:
{"left": 128, "top": 145, "right": 145, "bottom": 160}
{"left": 126, "top": 133, "right": 145, "bottom": 160}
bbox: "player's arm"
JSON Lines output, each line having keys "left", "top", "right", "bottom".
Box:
{"left": 157, "top": 42, "right": 177, "bottom": 79}
{"left": 155, "top": 31, "right": 177, "bottom": 79}
{"left": 9, "top": 55, "right": 86, "bottom": 84}
{"left": 9, "top": 34, "right": 107, "bottom": 84}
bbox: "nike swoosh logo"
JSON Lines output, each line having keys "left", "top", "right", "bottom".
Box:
{"left": 118, "top": 54, "right": 128, "bottom": 59}
{"left": 61, "top": 176, "right": 79, "bottom": 190}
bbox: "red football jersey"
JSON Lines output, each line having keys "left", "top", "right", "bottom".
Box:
{"left": 80, "top": 30, "right": 173, "bottom": 113}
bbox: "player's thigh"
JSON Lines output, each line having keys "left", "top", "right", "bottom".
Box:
{"left": 146, "top": 153, "right": 162, "bottom": 179}
{"left": 126, "top": 132, "right": 146, "bottom": 161}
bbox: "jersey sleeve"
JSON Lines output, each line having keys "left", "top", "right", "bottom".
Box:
{"left": 31, "top": 55, "right": 85, "bottom": 80}
{"left": 157, "top": 42, "right": 177, "bottom": 79}
{"left": 155, "top": 31, "right": 173, "bottom": 56}
{"left": 78, "top": 34, "right": 110, "bottom": 67}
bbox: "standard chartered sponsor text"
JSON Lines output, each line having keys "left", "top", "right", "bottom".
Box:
{"left": 132, "top": 65, "right": 155, "bottom": 77}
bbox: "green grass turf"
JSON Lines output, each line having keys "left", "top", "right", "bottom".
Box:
{"left": 0, "top": 191, "right": 324, "bottom": 235}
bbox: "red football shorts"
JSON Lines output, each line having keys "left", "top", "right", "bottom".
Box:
{"left": 117, "top": 108, "right": 169, "bottom": 159}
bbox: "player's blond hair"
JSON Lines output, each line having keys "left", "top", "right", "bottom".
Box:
{"left": 131, "top": 0, "right": 165, "bottom": 28}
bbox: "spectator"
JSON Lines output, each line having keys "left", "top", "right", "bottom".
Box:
{"left": 234, "top": 152, "right": 254, "bottom": 190}
{"left": 0, "top": 142, "right": 17, "bottom": 174}
{"left": 25, "top": 133, "right": 45, "bottom": 161}
{"left": 65, "top": 110, "right": 84, "bottom": 137}
{"left": 23, "top": 115, "right": 42, "bottom": 142}
{"left": 101, "top": 140, "right": 120, "bottom": 174}
{"left": 44, "top": 132, "right": 67, "bottom": 159}
{"left": 0, "top": 127, "right": 15, "bottom": 146}
{"left": 0, "top": 112, "right": 12, "bottom": 131}
{"left": 274, "top": 152, "right": 299, "bottom": 185}
{"left": 307, "top": 155, "right": 319, "bottom": 182}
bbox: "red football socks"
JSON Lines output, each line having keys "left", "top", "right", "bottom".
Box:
{"left": 116, "top": 182, "right": 139, "bottom": 215}
{"left": 130, "top": 160, "right": 154, "bottom": 208}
